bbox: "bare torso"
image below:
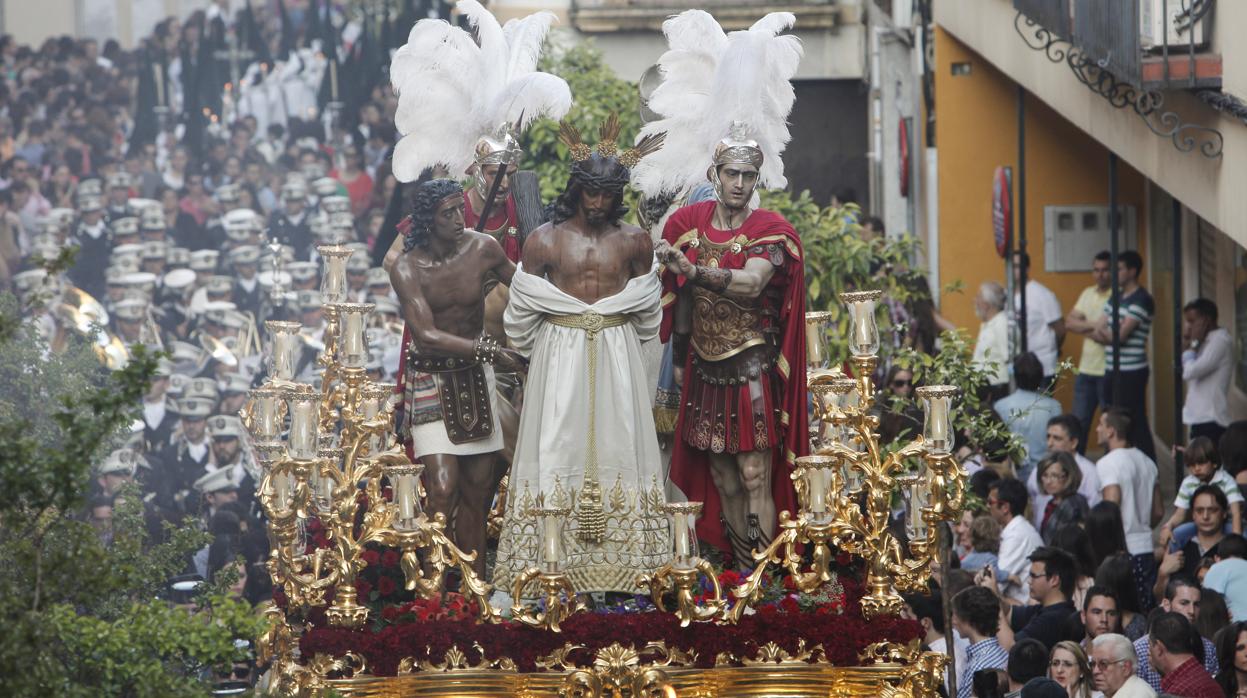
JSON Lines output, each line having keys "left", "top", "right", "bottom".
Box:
{"left": 389, "top": 231, "right": 515, "bottom": 353}
{"left": 522, "top": 220, "right": 652, "bottom": 304}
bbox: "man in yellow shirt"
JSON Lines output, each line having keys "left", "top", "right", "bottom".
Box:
{"left": 1064, "top": 251, "right": 1112, "bottom": 452}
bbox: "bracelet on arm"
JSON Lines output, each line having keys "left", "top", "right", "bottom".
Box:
{"left": 690, "top": 265, "right": 732, "bottom": 293}
{"left": 671, "top": 332, "right": 691, "bottom": 366}
{"left": 473, "top": 334, "right": 500, "bottom": 365}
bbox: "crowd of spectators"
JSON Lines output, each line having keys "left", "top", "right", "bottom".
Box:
{"left": 1, "top": 5, "right": 412, "bottom": 691}
{"left": 897, "top": 244, "right": 1247, "bottom": 696}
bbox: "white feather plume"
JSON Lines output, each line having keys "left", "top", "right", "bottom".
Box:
{"left": 631, "top": 10, "right": 802, "bottom": 197}
{"left": 388, "top": 0, "right": 571, "bottom": 182}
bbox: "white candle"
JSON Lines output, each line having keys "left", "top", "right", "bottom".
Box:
{"left": 273, "top": 470, "right": 290, "bottom": 510}
{"left": 841, "top": 291, "right": 882, "bottom": 358}
{"left": 808, "top": 469, "right": 827, "bottom": 514}
{"left": 918, "top": 387, "right": 957, "bottom": 455}
{"left": 337, "top": 304, "right": 373, "bottom": 369}
{"left": 541, "top": 514, "right": 564, "bottom": 571}
{"left": 806, "top": 322, "right": 825, "bottom": 366}
{"left": 396, "top": 472, "right": 417, "bottom": 520}
{"left": 908, "top": 483, "right": 930, "bottom": 541}
{"left": 674, "top": 513, "right": 691, "bottom": 559}
{"left": 252, "top": 390, "right": 280, "bottom": 439}
{"left": 319, "top": 246, "right": 350, "bottom": 303}
{"left": 330, "top": 60, "right": 339, "bottom": 102}
{"left": 267, "top": 321, "right": 302, "bottom": 382}
{"left": 287, "top": 389, "right": 319, "bottom": 460}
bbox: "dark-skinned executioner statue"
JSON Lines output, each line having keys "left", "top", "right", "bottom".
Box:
{"left": 386, "top": 0, "right": 570, "bottom": 574}
{"left": 639, "top": 11, "right": 808, "bottom": 566}
{"left": 389, "top": 179, "right": 524, "bottom": 577}
{"left": 492, "top": 116, "right": 671, "bottom": 595}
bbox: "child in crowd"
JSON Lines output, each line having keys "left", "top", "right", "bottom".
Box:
{"left": 1161, "top": 436, "right": 1244, "bottom": 551}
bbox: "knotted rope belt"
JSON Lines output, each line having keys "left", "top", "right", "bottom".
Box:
{"left": 545, "top": 311, "right": 630, "bottom": 543}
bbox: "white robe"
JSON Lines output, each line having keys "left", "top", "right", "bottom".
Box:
{"left": 493, "top": 262, "right": 670, "bottom": 594}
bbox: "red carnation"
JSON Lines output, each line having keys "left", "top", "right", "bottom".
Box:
{"left": 361, "top": 549, "right": 382, "bottom": 567}
{"left": 355, "top": 578, "right": 372, "bottom": 598}
{"left": 381, "top": 550, "right": 400, "bottom": 568}
{"left": 377, "top": 575, "right": 397, "bottom": 597}
{"left": 381, "top": 605, "right": 399, "bottom": 622}
{"left": 718, "top": 570, "right": 742, "bottom": 588}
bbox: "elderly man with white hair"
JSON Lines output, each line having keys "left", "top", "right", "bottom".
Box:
{"left": 972, "top": 280, "right": 1011, "bottom": 401}
{"left": 1090, "top": 633, "right": 1156, "bottom": 697}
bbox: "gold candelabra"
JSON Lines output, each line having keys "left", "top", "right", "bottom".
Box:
{"left": 248, "top": 247, "right": 503, "bottom": 693}
{"left": 804, "top": 290, "right": 965, "bottom": 618}
{"left": 637, "top": 502, "right": 728, "bottom": 626}
{"left": 641, "top": 290, "right": 966, "bottom": 624}
{"left": 254, "top": 270, "right": 960, "bottom": 693}
{"left": 509, "top": 505, "right": 587, "bottom": 632}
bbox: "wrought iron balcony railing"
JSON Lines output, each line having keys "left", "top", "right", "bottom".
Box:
{"left": 1012, "top": 0, "right": 1223, "bottom": 159}
{"left": 1015, "top": 0, "right": 1216, "bottom": 90}
{"left": 570, "top": 0, "right": 859, "bottom": 33}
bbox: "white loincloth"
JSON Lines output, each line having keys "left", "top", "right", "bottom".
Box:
{"left": 409, "top": 365, "right": 503, "bottom": 459}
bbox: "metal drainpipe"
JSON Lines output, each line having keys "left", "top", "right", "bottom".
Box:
{"left": 870, "top": 25, "right": 884, "bottom": 217}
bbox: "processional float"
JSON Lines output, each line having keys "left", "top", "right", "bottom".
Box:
{"left": 250, "top": 248, "right": 965, "bottom": 696}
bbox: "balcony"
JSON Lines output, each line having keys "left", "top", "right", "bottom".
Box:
{"left": 1014, "top": 0, "right": 1220, "bottom": 89}
{"left": 569, "top": 0, "right": 861, "bottom": 34}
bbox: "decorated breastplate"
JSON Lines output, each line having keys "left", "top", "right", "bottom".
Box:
{"left": 689, "top": 232, "right": 766, "bottom": 362}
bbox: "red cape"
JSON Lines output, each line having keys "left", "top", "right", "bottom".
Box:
{"left": 659, "top": 201, "right": 808, "bottom": 556}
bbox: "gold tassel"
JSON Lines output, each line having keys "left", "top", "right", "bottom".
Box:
{"left": 576, "top": 480, "right": 606, "bottom": 543}
{"left": 652, "top": 407, "right": 679, "bottom": 436}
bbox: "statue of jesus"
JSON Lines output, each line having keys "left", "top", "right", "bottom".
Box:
{"left": 492, "top": 118, "right": 670, "bottom": 595}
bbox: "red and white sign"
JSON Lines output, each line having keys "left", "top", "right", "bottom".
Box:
{"left": 992, "top": 166, "right": 1012, "bottom": 258}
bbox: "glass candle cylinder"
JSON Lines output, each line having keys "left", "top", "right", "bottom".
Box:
{"left": 313, "top": 447, "right": 342, "bottom": 513}
{"left": 285, "top": 385, "right": 320, "bottom": 460}
{"left": 332, "top": 303, "right": 373, "bottom": 369}
{"left": 805, "top": 311, "right": 834, "bottom": 370}
{"left": 829, "top": 377, "right": 858, "bottom": 436}
{"left": 272, "top": 470, "right": 291, "bottom": 511}
{"left": 809, "top": 384, "right": 840, "bottom": 448}
{"left": 840, "top": 290, "right": 882, "bottom": 358}
{"left": 905, "top": 480, "right": 931, "bottom": 542}
{"left": 389, "top": 463, "right": 424, "bottom": 529}
{"left": 797, "top": 455, "right": 836, "bottom": 525}
{"left": 842, "top": 455, "right": 863, "bottom": 494}
{"left": 266, "top": 320, "right": 303, "bottom": 382}
{"left": 533, "top": 507, "right": 569, "bottom": 575}
{"left": 916, "top": 386, "right": 958, "bottom": 455}
{"left": 361, "top": 384, "right": 394, "bottom": 455}
{"left": 248, "top": 387, "right": 283, "bottom": 442}
{"left": 318, "top": 245, "right": 352, "bottom": 304}
{"left": 663, "top": 502, "right": 702, "bottom": 569}
{"left": 832, "top": 376, "right": 863, "bottom": 415}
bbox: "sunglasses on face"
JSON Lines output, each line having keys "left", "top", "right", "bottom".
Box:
{"left": 891, "top": 379, "right": 911, "bottom": 388}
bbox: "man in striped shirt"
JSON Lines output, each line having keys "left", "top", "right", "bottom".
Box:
{"left": 953, "top": 586, "right": 1010, "bottom": 698}
{"left": 1090, "top": 250, "right": 1156, "bottom": 461}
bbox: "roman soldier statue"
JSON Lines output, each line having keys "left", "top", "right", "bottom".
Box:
{"left": 640, "top": 10, "right": 808, "bottom": 566}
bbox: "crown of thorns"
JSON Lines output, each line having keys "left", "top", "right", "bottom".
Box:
{"left": 558, "top": 113, "right": 665, "bottom": 168}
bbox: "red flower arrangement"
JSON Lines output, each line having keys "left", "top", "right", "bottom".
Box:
{"left": 298, "top": 565, "right": 920, "bottom": 677}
